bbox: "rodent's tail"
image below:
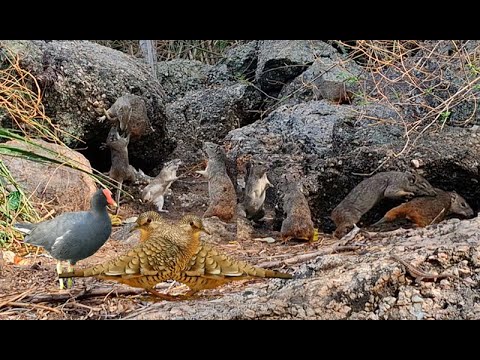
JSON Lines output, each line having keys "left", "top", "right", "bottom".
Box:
{"left": 373, "top": 205, "right": 408, "bottom": 227}
{"left": 371, "top": 217, "right": 387, "bottom": 227}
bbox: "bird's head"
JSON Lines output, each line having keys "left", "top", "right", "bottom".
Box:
{"left": 95, "top": 188, "right": 117, "bottom": 208}
{"left": 178, "top": 215, "right": 211, "bottom": 235}
{"left": 130, "top": 211, "right": 164, "bottom": 239}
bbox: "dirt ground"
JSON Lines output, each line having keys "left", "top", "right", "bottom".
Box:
{"left": 0, "top": 172, "right": 320, "bottom": 320}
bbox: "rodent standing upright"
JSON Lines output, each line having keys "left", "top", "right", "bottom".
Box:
{"left": 280, "top": 182, "right": 315, "bottom": 242}
{"left": 141, "top": 159, "right": 182, "bottom": 212}
{"left": 242, "top": 159, "right": 272, "bottom": 221}
{"left": 105, "top": 126, "right": 136, "bottom": 213}
{"left": 196, "top": 142, "right": 237, "bottom": 222}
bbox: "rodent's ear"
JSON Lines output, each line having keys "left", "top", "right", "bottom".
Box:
{"left": 406, "top": 172, "right": 416, "bottom": 184}
{"left": 450, "top": 192, "right": 458, "bottom": 202}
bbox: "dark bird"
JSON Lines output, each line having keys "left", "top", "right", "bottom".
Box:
{"left": 13, "top": 188, "right": 117, "bottom": 289}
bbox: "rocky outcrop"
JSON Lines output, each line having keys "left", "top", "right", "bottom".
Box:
{"left": 255, "top": 40, "right": 324, "bottom": 95}
{"left": 0, "top": 40, "right": 172, "bottom": 173}
{"left": 219, "top": 41, "right": 259, "bottom": 81}
{"left": 156, "top": 59, "right": 231, "bottom": 101}
{"left": 226, "top": 99, "right": 480, "bottom": 233}
{"left": 166, "top": 83, "right": 262, "bottom": 163}
{"left": 0, "top": 139, "right": 97, "bottom": 213}
{"left": 127, "top": 216, "right": 480, "bottom": 320}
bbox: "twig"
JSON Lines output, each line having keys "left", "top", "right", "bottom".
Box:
{"left": 24, "top": 287, "right": 144, "bottom": 304}
{"left": 6, "top": 301, "right": 62, "bottom": 314}
{"left": 65, "top": 302, "right": 102, "bottom": 312}
{"left": 0, "top": 289, "right": 32, "bottom": 309}
{"left": 351, "top": 157, "right": 391, "bottom": 177}
{"left": 23, "top": 283, "right": 173, "bottom": 304}
{"left": 429, "top": 208, "right": 446, "bottom": 225}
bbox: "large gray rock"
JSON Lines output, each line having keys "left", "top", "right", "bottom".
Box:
{"left": 255, "top": 40, "right": 334, "bottom": 95}
{"left": 156, "top": 59, "right": 231, "bottom": 101}
{"left": 226, "top": 99, "right": 480, "bottom": 233}
{"left": 166, "top": 83, "right": 263, "bottom": 163}
{"left": 127, "top": 216, "right": 480, "bottom": 319}
{"left": 0, "top": 40, "right": 172, "bottom": 173}
{"left": 219, "top": 41, "right": 259, "bottom": 81}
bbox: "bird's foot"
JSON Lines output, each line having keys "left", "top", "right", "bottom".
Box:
{"left": 66, "top": 277, "right": 74, "bottom": 288}
{"left": 58, "top": 278, "right": 65, "bottom": 290}
{"left": 109, "top": 214, "right": 123, "bottom": 226}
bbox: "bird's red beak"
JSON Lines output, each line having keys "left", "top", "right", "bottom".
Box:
{"left": 102, "top": 188, "right": 117, "bottom": 207}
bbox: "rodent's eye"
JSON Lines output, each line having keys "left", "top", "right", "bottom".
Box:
{"left": 461, "top": 202, "right": 466, "bottom": 207}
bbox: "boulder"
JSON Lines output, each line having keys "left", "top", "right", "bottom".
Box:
{"left": 166, "top": 83, "right": 262, "bottom": 163}
{"left": 219, "top": 41, "right": 259, "bottom": 81}
{"left": 255, "top": 40, "right": 331, "bottom": 95}
{"left": 0, "top": 40, "right": 172, "bottom": 173}
{"left": 0, "top": 139, "right": 97, "bottom": 213}
{"left": 226, "top": 99, "right": 480, "bottom": 233}
{"left": 127, "top": 216, "right": 480, "bottom": 319}
{"left": 156, "top": 59, "right": 231, "bottom": 101}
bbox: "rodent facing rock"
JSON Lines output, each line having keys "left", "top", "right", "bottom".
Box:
{"left": 374, "top": 188, "right": 474, "bottom": 228}
{"left": 279, "top": 177, "right": 314, "bottom": 243}
{"left": 331, "top": 171, "right": 437, "bottom": 239}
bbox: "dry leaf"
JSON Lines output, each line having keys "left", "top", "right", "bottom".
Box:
{"left": 2, "top": 250, "right": 16, "bottom": 264}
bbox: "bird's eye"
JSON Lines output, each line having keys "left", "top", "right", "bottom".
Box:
{"left": 147, "top": 218, "right": 152, "bottom": 224}
{"left": 190, "top": 221, "right": 195, "bottom": 226}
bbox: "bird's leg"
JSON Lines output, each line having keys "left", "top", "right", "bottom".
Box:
{"left": 115, "top": 181, "right": 122, "bottom": 215}
{"left": 56, "top": 261, "right": 65, "bottom": 290}
{"left": 66, "top": 262, "right": 74, "bottom": 288}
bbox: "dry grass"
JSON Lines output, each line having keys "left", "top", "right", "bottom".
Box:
{"left": 300, "top": 40, "right": 480, "bottom": 169}
{"left": 93, "top": 40, "right": 245, "bottom": 64}
{"left": 0, "top": 47, "right": 116, "bottom": 251}
{"left": 337, "top": 40, "right": 480, "bottom": 139}
{"left": 0, "top": 47, "right": 74, "bottom": 144}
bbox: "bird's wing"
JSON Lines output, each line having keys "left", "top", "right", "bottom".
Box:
{"left": 25, "top": 212, "right": 88, "bottom": 249}
{"left": 78, "top": 243, "right": 164, "bottom": 277}
{"left": 185, "top": 243, "right": 247, "bottom": 277}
